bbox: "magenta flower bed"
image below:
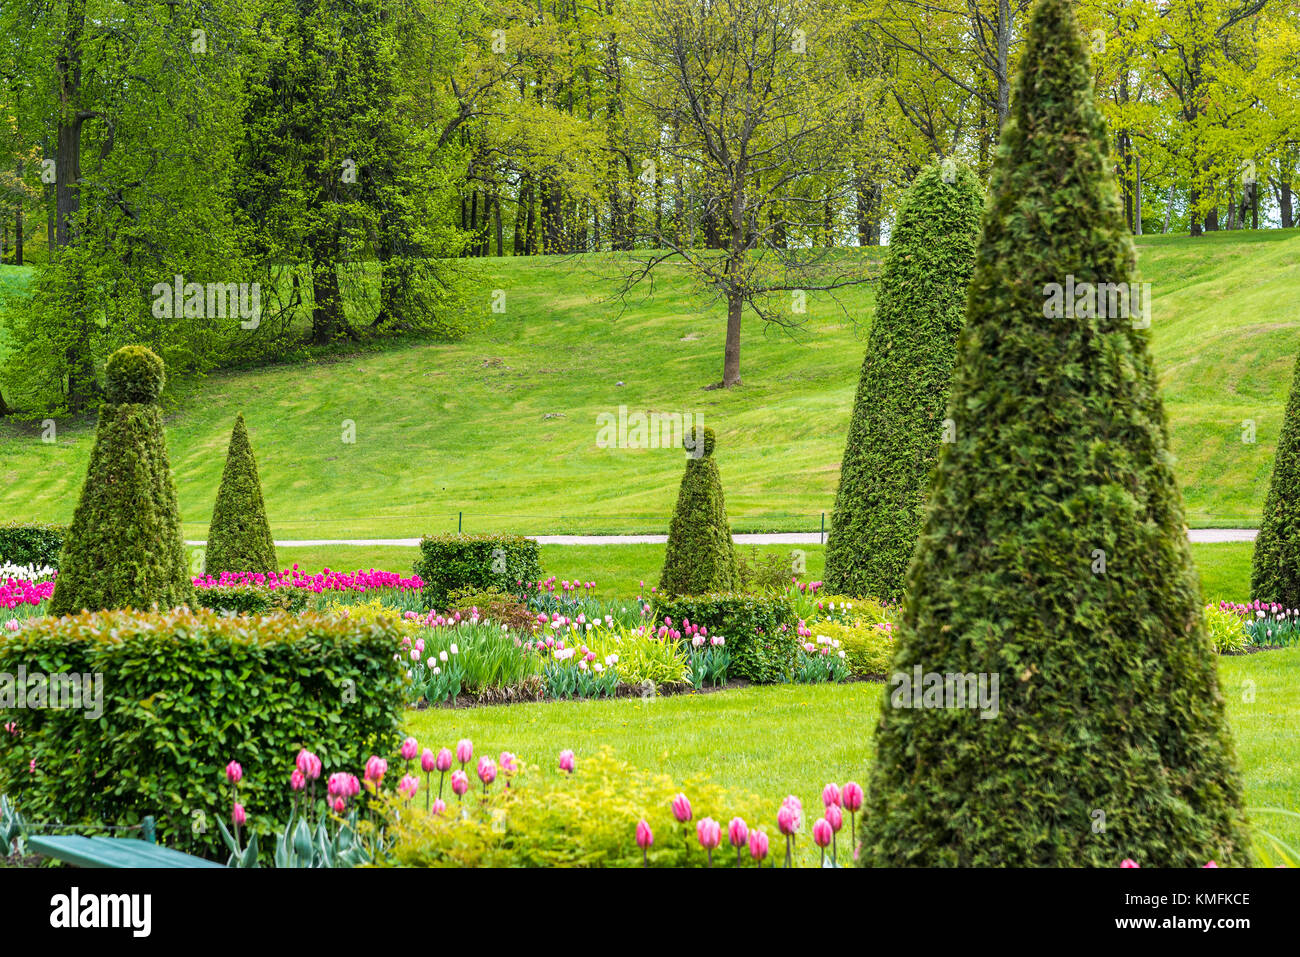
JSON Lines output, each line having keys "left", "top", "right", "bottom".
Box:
{"left": 1, "top": 577, "right": 55, "bottom": 611}
{"left": 192, "top": 567, "right": 424, "bottom": 594}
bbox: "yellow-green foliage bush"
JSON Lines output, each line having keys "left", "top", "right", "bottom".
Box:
{"left": 384, "top": 748, "right": 795, "bottom": 867}
{"left": 813, "top": 621, "right": 896, "bottom": 677}
{"left": 587, "top": 626, "right": 690, "bottom": 689}
{"left": 1203, "top": 604, "right": 1248, "bottom": 654}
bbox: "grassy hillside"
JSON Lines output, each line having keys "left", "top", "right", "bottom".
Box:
{"left": 1, "top": 229, "right": 1297, "bottom": 537}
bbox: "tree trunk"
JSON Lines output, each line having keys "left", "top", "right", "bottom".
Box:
{"left": 1281, "top": 178, "right": 1294, "bottom": 230}
{"left": 721, "top": 177, "right": 745, "bottom": 388}
{"left": 309, "top": 232, "right": 348, "bottom": 343}
{"left": 1134, "top": 156, "right": 1142, "bottom": 236}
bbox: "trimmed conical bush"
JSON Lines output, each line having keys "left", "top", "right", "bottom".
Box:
{"left": 860, "top": 0, "right": 1248, "bottom": 867}
{"left": 204, "top": 413, "right": 278, "bottom": 577}
{"left": 824, "top": 161, "right": 984, "bottom": 601}
{"left": 49, "top": 346, "right": 195, "bottom": 615}
{"left": 658, "top": 428, "right": 738, "bottom": 594}
{"left": 1250, "top": 354, "right": 1300, "bottom": 604}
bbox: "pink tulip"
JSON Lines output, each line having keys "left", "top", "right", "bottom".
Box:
{"left": 822, "top": 782, "right": 841, "bottom": 808}
{"left": 749, "top": 829, "right": 769, "bottom": 863}
{"left": 296, "top": 749, "right": 322, "bottom": 780}
{"left": 636, "top": 819, "right": 654, "bottom": 865}
{"left": 826, "top": 805, "right": 843, "bottom": 832}
{"left": 777, "top": 805, "right": 798, "bottom": 835}
{"left": 290, "top": 769, "right": 306, "bottom": 791}
{"left": 436, "top": 747, "right": 453, "bottom": 772}
{"left": 697, "top": 817, "right": 722, "bottom": 865}
{"left": 451, "top": 769, "right": 469, "bottom": 797}
{"left": 499, "top": 752, "right": 517, "bottom": 775}
{"left": 729, "top": 817, "right": 748, "bottom": 848}
{"left": 559, "top": 749, "right": 575, "bottom": 773}
{"left": 841, "top": 781, "right": 863, "bottom": 812}
{"left": 364, "top": 755, "right": 388, "bottom": 784}
{"left": 225, "top": 760, "right": 243, "bottom": 785}
{"left": 477, "top": 756, "right": 498, "bottom": 787}
{"left": 421, "top": 748, "right": 437, "bottom": 773}
{"left": 671, "top": 793, "right": 692, "bottom": 823}
{"left": 331, "top": 796, "right": 346, "bottom": 814}
{"left": 1120, "top": 859, "right": 1140, "bottom": 868}
{"left": 456, "top": 739, "right": 473, "bottom": 766}
{"left": 397, "top": 774, "right": 419, "bottom": 800}
{"left": 431, "top": 798, "right": 447, "bottom": 816}
{"left": 232, "top": 802, "right": 246, "bottom": 827}
{"left": 400, "top": 737, "right": 419, "bottom": 762}
{"left": 1203, "top": 861, "right": 1219, "bottom": 868}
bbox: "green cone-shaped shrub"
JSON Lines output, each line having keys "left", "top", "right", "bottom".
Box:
{"left": 860, "top": 0, "right": 1248, "bottom": 867}
{"left": 658, "top": 428, "right": 738, "bottom": 594}
{"left": 824, "top": 161, "right": 984, "bottom": 601}
{"left": 49, "top": 346, "right": 194, "bottom": 615}
{"left": 204, "top": 413, "right": 278, "bottom": 577}
{"left": 1250, "top": 353, "right": 1300, "bottom": 605}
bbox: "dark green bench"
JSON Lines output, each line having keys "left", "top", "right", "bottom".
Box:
{"left": 28, "top": 818, "right": 225, "bottom": 868}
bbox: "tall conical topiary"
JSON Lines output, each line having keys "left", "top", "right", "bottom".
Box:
{"left": 860, "top": 0, "right": 1248, "bottom": 867}
{"left": 1250, "top": 353, "right": 1300, "bottom": 604}
{"left": 204, "top": 413, "right": 278, "bottom": 577}
{"left": 49, "top": 346, "right": 195, "bottom": 615}
{"left": 658, "top": 428, "right": 738, "bottom": 594}
{"left": 824, "top": 161, "right": 984, "bottom": 601}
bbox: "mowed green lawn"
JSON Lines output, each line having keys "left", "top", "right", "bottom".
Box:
{"left": 404, "top": 645, "right": 1300, "bottom": 862}
{"left": 2, "top": 229, "right": 1299, "bottom": 536}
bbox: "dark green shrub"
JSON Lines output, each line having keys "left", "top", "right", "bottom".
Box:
{"left": 824, "top": 161, "right": 984, "bottom": 601}
{"left": 652, "top": 593, "right": 797, "bottom": 683}
{"left": 0, "top": 607, "right": 405, "bottom": 858}
{"left": 204, "top": 413, "right": 278, "bottom": 577}
{"left": 416, "top": 533, "right": 541, "bottom": 608}
{"left": 860, "top": 0, "right": 1249, "bottom": 868}
{"left": 49, "top": 346, "right": 193, "bottom": 616}
{"left": 1251, "top": 352, "right": 1300, "bottom": 605}
{"left": 0, "top": 522, "right": 68, "bottom": 569}
{"left": 194, "top": 583, "right": 310, "bottom": 617}
{"left": 658, "top": 428, "right": 738, "bottom": 595}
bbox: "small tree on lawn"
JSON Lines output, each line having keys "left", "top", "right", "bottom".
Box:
{"left": 824, "top": 160, "right": 984, "bottom": 601}
{"left": 659, "top": 428, "right": 738, "bottom": 594}
{"left": 49, "top": 346, "right": 194, "bottom": 615}
{"left": 860, "top": 0, "right": 1249, "bottom": 867}
{"left": 204, "top": 413, "right": 278, "bottom": 577}
{"left": 1250, "top": 352, "right": 1300, "bottom": 605}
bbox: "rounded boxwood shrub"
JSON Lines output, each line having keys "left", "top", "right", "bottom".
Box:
{"left": 651, "top": 593, "right": 797, "bottom": 683}
{"left": 823, "top": 161, "right": 984, "bottom": 601}
{"left": 49, "top": 346, "right": 194, "bottom": 616}
{"left": 859, "top": 0, "right": 1249, "bottom": 868}
{"left": 658, "top": 428, "right": 738, "bottom": 595}
{"left": 1251, "top": 352, "right": 1300, "bottom": 606}
{"left": 416, "top": 533, "right": 541, "bottom": 608}
{"left": 0, "top": 522, "right": 68, "bottom": 570}
{"left": 204, "top": 413, "right": 278, "bottom": 577}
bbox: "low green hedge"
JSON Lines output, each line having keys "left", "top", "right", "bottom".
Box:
{"left": 194, "top": 583, "right": 312, "bottom": 617}
{"left": 0, "top": 608, "right": 405, "bottom": 858}
{"left": 0, "top": 522, "right": 68, "bottom": 570}
{"left": 651, "top": 593, "right": 799, "bottom": 683}
{"left": 416, "top": 533, "right": 541, "bottom": 608}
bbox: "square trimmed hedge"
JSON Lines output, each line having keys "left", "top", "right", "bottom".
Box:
{"left": 0, "top": 608, "right": 405, "bottom": 858}
{"left": 651, "top": 593, "right": 799, "bottom": 683}
{"left": 416, "top": 533, "right": 541, "bottom": 608}
{"left": 0, "top": 522, "right": 68, "bottom": 570}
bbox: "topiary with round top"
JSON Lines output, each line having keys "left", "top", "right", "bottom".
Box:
{"left": 658, "top": 427, "right": 737, "bottom": 595}
{"left": 49, "top": 346, "right": 194, "bottom": 615}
